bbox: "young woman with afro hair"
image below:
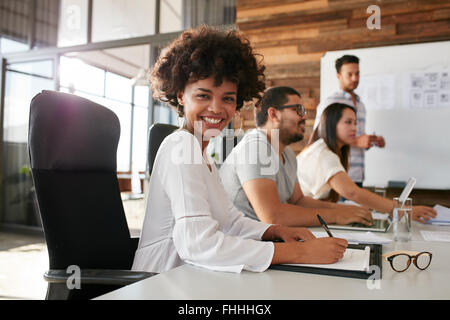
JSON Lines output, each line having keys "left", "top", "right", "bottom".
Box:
{"left": 132, "top": 26, "right": 348, "bottom": 274}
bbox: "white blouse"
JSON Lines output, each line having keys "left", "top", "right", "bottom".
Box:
{"left": 296, "top": 138, "right": 345, "bottom": 200}
{"left": 132, "top": 130, "right": 274, "bottom": 273}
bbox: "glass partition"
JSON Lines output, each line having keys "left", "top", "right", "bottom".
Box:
{"left": 160, "top": 0, "right": 183, "bottom": 33}
{"left": 7, "top": 60, "right": 54, "bottom": 79}
{"left": 2, "top": 59, "right": 56, "bottom": 227}
{"left": 59, "top": 45, "right": 151, "bottom": 174}
{"left": 92, "top": 0, "right": 156, "bottom": 42}
{"left": 132, "top": 86, "right": 150, "bottom": 173}
{"left": 60, "top": 56, "right": 105, "bottom": 95}
{"left": 153, "top": 102, "right": 178, "bottom": 127}
{"left": 0, "top": 37, "right": 29, "bottom": 54}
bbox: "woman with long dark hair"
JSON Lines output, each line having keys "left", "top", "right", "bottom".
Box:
{"left": 297, "top": 103, "right": 436, "bottom": 223}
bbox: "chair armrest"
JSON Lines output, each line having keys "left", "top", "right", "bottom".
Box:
{"left": 44, "top": 269, "right": 157, "bottom": 286}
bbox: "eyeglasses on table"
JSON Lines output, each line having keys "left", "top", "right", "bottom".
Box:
{"left": 383, "top": 250, "right": 432, "bottom": 272}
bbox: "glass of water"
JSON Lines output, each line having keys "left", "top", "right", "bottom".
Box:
{"left": 393, "top": 197, "right": 412, "bottom": 241}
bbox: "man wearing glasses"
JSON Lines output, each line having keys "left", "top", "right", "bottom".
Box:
{"left": 219, "top": 86, "right": 373, "bottom": 228}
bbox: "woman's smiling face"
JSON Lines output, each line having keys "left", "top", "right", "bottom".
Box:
{"left": 177, "top": 77, "right": 238, "bottom": 144}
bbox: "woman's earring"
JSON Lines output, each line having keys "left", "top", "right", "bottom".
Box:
{"left": 234, "top": 111, "right": 244, "bottom": 137}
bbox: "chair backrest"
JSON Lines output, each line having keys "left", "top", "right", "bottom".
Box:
{"left": 147, "top": 123, "right": 178, "bottom": 175}
{"left": 28, "top": 90, "right": 135, "bottom": 270}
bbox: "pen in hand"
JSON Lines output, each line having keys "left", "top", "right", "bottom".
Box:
{"left": 317, "top": 214, "right": 334, "bottom": 238}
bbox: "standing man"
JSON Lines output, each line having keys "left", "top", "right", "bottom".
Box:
{"left": 219, "top": 86, "right": 372, "bottom": 227}
{"left": 314, "top": 55, "right": 385, "bottom": 187}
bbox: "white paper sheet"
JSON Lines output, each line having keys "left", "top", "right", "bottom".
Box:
{"left": 420, "top": 230, "right": 450, "bottom": 243}
{"left": 427, "top": 205, "right": 450, "bottom": 225}
{"left": 284, "top": 247, "right": 370, "bottom": 272}
{"left": 312, "top": 231, "right": 392, "bottom": 245}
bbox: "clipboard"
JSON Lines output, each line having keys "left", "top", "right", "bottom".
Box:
{"left": 269, "top": 244, "right": 382, "bottom": 280}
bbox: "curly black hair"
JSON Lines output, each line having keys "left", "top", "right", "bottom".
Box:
{"left": 150, "top": 26, "right": 266, "bottom": 116}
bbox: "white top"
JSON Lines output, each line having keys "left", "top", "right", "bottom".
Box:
{"left": 132, "top": 130, "right": 274, "bottom": 274}
{"left": 296, "top": 138, "right": 345, "bottom": 200}
{"left": 313, "top": 90, "right": 366, "bottom": 183}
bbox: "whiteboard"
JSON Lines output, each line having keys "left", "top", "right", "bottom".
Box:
{"left": 320, "top": 41, "right": 450, "bottom": 189}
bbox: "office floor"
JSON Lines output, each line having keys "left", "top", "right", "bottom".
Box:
{"left": 0, "top": 196, "right": 145, "bottom": 300}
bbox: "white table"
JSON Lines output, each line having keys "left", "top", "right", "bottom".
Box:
{"left": 96, "top": 223, "right": 450, "bottom": 300}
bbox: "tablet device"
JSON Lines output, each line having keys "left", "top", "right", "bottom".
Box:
{"left": 399, "top": 177, "right": 416, "bottom": 205}
{"left": 329, "top": 215, "right": 392, "bottom": 233}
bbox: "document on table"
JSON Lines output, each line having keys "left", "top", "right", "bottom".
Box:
{"left": 420, "top": 230, "right": 450, "bottom": 243}
{"left": 426, "top": 205, "right": 450, "bottom": 225}
{"left": 312, "top": 231, "right": 392, "bottom": 244}
{"left": 284, "top": 246, "right": 370, "bottom": 272}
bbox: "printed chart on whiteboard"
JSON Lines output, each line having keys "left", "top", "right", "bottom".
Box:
{"left": 356, "top": 70, "right": 450, "bottom": 111}
{"left": 406, "top": 71, "right": 450, "bottom": 109}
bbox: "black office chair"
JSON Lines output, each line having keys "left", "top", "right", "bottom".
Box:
{"left": 147, "top": 123, "right": 178, "bottom": 175}
{"left": 28, "top": 90, "right": 156, "bottom": 300}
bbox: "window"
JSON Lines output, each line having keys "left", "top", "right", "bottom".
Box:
{"left": 159, "top": 0, "right": 183, "bottom": 33}
{"left": 4, "top": 61, "right": 54, "bottom": 143}
{"left": 105, "top": 72, "right": 132, "bottom": 103}
{"left": 154, "top": 102, "right": 178, "bottom": 127}
{"left": 92, "top": 0, "right": 156, "bottom": 42}
{"left": 104, "top": 99, "right": 132, "bottom": 172}
{"left": 60, "top": 56, "right": 105, "bottom": 96}
{"left": 2, "top": 59, "right": 55, "bottom": 226}
{"left": 132, "top": 105, "right": 148, "bottom": 172}
{"left": 0, "top": 37, "right": 29, "bottom": 54}
{"left": 7, "top": 60, "right": 53, "bottom": 79}
{"left": 60, "top": 57, "right": 135, "bottom": 172}
{"left": 58, "top": 0, "right": 89, "bottom": 47}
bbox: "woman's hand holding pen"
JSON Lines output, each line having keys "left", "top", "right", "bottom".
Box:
{"left": 271, "top": 237, "right": 348, "bottom": 265}
{"left": 296, "top": 238, "right": 348, "bottom": 264}
{"left": 267, "top": 224, "right": 348, "bottom": 265}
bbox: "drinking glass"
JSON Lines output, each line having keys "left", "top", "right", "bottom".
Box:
{"left": 393, "top": 197, "right": 412, "bottom": 241}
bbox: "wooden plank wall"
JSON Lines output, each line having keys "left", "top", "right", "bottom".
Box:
{"left": 236, "top": 0, "right": 450, "bottom": 154}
